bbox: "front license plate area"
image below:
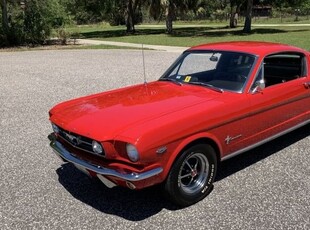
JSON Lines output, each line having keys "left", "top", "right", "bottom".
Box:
{"left": 73, "top": 163, "right": 91, "bottom": 177}
{"left": 97, "top": 174, "right": 117, "bottom": 188}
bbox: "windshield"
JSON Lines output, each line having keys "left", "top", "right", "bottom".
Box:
{"left": 160, "top": 51, "right": 256, "bottom": 92}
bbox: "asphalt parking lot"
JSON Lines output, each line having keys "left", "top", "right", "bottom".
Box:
{"left": 0, "top": 49, "right": 309, "bottom": 230}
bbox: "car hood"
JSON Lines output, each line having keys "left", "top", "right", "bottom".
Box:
{"left": 50, "top": 81, "right": 220, "bottom": 141}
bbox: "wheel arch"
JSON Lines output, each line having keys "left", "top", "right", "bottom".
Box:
{"left": 182, "top": 138, "right": 221, "bottom": 163}
{"left": 162, "top": 133, "right": 222, "bottom": 180}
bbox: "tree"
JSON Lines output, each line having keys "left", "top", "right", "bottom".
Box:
{"left": 1, "top": 0, "right": 9, "bottom": 34}
{"left": 1, "top": 0, "right": 69, "bottom": 46}
{"left": 126, "top": 0, "right": 134, "bottom": 32}
{"left": 229, "top": 0, "right": 245, "bottom": 28}
{"left": 302, "top": 0, "right": 310, "bottom": 19}
{"left": 243, "top": 0, "right": 253, "bottom": 33}
{"left": 125, "top": 0, "right": 142, "bottom": 33}
{"left": 165, "top": 0, "right": 175, "bottom": 34}
{"left": 24, "top": 0, "right": 51, "bottom": 44}
{"left": 149, "top": 0, "right": 175, "bottom": 34}
{"left": 1, "top": 0, "right": 24, "bottom": 45}
{"left": 150, "top": 0, "right": 197, "bottom": 34}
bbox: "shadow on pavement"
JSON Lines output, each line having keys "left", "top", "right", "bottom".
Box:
{"left": 57, "top": 165, "right": 179, "bottom": 221}
{"left": 56, "top": 124, "right": 309, "bottom": 220}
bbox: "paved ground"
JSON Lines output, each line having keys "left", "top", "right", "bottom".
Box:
{"left": 75, "top": 39, "right": 189, "bottom": 52}
{"left": 0, "top": 49, "right": 309, "bottom": 229}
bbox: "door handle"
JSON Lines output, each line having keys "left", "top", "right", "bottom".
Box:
{"left": 304, "top": 82, "right": 310, "bottom": 89}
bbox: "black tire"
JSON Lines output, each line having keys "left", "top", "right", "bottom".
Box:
{"left": 164, "top": 144, "right": 217, "bottom": 207}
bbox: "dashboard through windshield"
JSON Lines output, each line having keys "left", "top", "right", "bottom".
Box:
{"left": 160, "top": 51, "right": 256, "bottom": 93}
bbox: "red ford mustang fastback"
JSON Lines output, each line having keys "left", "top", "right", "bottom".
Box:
{"left": 48, "top": 41, "right": 310, "bottom": 206}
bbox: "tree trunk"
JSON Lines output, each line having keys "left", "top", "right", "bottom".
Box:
{"left": 126, "top": 0, "right": 135, "bottom": 33}
{"left": 166, "top": 1, "right": 174, "bottom": 34}
{"left": 243, "top": 0, "right": 253, "bottom": 33}
{"left": 229, "top": 6, "right": 237, "bottom": 28}
{"left": 1, "top": 0, "right": 9, "bottom": 33}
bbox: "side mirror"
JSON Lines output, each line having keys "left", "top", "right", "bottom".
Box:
{"left": 251, "top": 80, "right": 265, "bottom": 94}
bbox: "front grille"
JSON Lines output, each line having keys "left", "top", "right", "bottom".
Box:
{"left": 57, "top": 126, "right": 105, "bottom": 157}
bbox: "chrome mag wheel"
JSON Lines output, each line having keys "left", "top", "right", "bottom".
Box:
{"left": 164, "top": 144, "right": 217, "bottom": 207}
{"left": 178, "top": 153, "right": 209, "bottom": 195}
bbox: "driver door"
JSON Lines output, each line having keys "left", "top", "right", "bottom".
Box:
{"left": 246, "top": 52, "right": 310, "bottom": 144}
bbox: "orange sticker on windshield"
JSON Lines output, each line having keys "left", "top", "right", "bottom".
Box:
{"left": 184, "top": 76, "right": 191, "bottom": 82}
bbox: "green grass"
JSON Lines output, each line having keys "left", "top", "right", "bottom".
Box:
{"left": 66, "top": 22, "right": 310, "bottom": 50}
{"left": 4, "top": 18, "right": 309, "bottom": 52}
{"left": 0, "top": 43, "right": 140, "bottom": 52}
{"left": 250, "top": 15, "right": 310, "bottom": 24}
{"left": 172, "top": 15, "right": 310, "bottom": 25}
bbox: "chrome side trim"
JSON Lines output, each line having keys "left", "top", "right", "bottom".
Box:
{"left": 48, "top": 133, "right": 163, "bottom": 182}
{"left": 221, "top": 120, "right": 310, "bottom": 161}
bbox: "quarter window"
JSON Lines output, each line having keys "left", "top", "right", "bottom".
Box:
{"left": 260, "top": 52, "right": 306, "bottom": 88}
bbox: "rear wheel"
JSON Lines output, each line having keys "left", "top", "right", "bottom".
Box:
{"left": 164, "top": 144, "right": 217, "bottom": 207}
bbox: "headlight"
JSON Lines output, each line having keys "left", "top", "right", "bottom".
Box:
{"left": 92, "top": 141, "right": 103, "bottom": 155}
{"left": 52, "top": 123, "right": 60, "bottom": 134}
{"left": 126, "top": 144, "right": 139, "bottom": 162}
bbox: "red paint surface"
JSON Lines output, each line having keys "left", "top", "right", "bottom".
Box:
{"left": 49, "top": 42, "right": 310, "bottom": 189}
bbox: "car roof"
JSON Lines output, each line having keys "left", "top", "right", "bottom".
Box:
{"left": 188, "top": 41, "right": 307, "bottom": 56}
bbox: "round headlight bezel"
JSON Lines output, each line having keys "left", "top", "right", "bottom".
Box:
{"left": 92, "top": 140, "right": 104, "bottom": 155}
{"left": 126, "top": 143, "right": 140, "bottom": 162}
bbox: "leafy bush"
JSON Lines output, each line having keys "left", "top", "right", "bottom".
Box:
{"left": 56, "top": 28, "right": 71, "bottom": 45}
{"left": 23, "top": 1, "right": 51, "bottom": 44}
{"left": 0, "top": 0, "right": 69, "bottom": 47}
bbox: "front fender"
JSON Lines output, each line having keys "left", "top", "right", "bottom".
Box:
{"left": 161, "top": 132, "right": 222, "bottom": 180}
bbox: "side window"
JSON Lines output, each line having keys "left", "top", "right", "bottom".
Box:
{"left": 263, "top": 52, "right": 305, "bottom": 87}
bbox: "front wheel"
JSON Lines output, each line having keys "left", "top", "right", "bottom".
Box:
{"left": 164, "top": 144, "right": 217, "bottom": 207}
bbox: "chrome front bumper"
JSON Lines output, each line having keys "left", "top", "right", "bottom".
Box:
{"left": 48, "top": 133, "right": 163, "bottom": 184}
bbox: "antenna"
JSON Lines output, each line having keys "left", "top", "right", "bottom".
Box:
{"left": 142, "top": 44, "right": 147, "bottom": 84}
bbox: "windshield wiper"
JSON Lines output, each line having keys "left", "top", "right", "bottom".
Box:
{"left": 159, "top": 78, "right": 183, "bottom": 86}
{"left": 187, "top": 82, "right": 224, "bottom": 93}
